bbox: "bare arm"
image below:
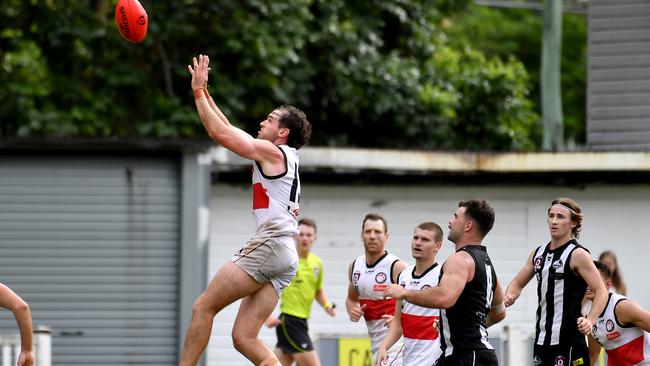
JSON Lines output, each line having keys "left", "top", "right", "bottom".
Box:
{"left": 385, "top": 252, "right": 472, "bottom": 309}
{"left": 375, "top": 302, "right": 403, "bottom": 366}
{"left": 346, "top": 262, "right": 366, "bottom": 322}
{"left": 188, "top": 55, "right": 283, "bottom": 164}
{"left": 315, "top": 288, "right": 336, "bottom": 317}
{"left": 573, "top": 249, "right": 608, "bottom": 334}
{"left": 487, "top": 278, "right": 506, "bottom": 327}
{"left": 0, "top": 284, "right": 34, "bottom": 366}
{"left": 587, "top": 334, "right": 602, "bottom": 366}
{"left": 616, "top": 299, "right": 650, "bottom": 332}
{"left": 504, "top": 250, "right": 535, "bottom": 307}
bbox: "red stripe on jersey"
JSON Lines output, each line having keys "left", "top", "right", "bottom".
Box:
{"left": 400, "top": 313, "right": 439, "bottom": 340}
{"left": 360, "top": 299, "right": 396, "bottom": 321}
{"left": 607, "top": 335, "right": 645, "bottom": 366}
{"left": 252, "top": 183, "right": 269, "bottom": 209}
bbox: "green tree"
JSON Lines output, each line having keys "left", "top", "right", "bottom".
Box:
{"left": 444, "top": 3, "right": 587, "bottom": 145}
{"left": 0, "top": 0, "right": 539, "bottom": 151}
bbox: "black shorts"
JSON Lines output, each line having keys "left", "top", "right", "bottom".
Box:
{"left": 438, "top": 349, "right": 498, "bottom": 366}
{"left": 533, "top": 344, "right": 589, "bottom": 366}
{"left": 275, "top": 313, "right": 314, "bottom": 354}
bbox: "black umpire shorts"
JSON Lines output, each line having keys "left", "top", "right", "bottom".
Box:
{"left": 437, "top": 349, "right": 498, "bottom": 366}
{"left": 533, "top": 344, "right": 589, "bottom": 366}
{"left": 276, "top": 313, "right": 314, "bottom": 354}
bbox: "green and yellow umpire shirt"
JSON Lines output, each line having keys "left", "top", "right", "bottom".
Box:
{"left": 280, "top": 252, "right": 324, "bottom": 319}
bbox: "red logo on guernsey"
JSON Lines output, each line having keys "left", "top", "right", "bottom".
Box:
{"left": 606, "top": 331, "right": 620, "bottom": 340}
{"left": 374, "top": 284, "right": 388, "bottom": 292}
{"left": 252, "top": 183, "right": 269, "bottom": 209}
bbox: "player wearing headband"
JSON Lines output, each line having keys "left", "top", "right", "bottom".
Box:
{"left": 504, "top": 197, "right": 608, "bottom": 366}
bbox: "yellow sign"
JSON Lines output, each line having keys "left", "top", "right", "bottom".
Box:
{"left": 338, "top": 337, "right": 373, "bottom": 366}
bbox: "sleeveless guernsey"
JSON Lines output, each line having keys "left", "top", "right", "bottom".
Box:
{"left": 592, "top": 293, "right": 650, "bottom": 366}
{"left": 398, "top": 263, "right": 442, "bottom": 366}
{"left": 532, "top": 239, "right": 588, "bottom": 346}
{"left": 352, "top": 252, "right": 404, "bottom": 365}
{"left": 440, "top": 245, "right": 497, "bottom": 358}
{"left": 252, "top": 144, "right": 300, "bottom": 237}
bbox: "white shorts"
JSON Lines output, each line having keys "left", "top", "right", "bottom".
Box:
{"left": 231, "top": 235, "right": 298, "bottom": 296}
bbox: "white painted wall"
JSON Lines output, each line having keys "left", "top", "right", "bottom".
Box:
{"left": 206, "top": 183, "right": 650, "bottom": 365}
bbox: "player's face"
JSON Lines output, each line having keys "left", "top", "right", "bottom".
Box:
{"left": 296, "top": 224, "right": 316, "bottom": 254}
{"left": 447, "top": 207, "right": 467, "bottom": 244}
{"left": 257, "top": 110, "right": 287, "bottom": 141}
{"left": 361, "top": 219, "right": 388, "bottom": 255}
{"left": 547, "top": 206, "right": 576, "bottom": 240}
{"left": 411, "top": 228, "right": 440, "bottom": 260}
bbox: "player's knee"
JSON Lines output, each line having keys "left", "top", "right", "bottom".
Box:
{"left": 192, "top": 293, "right": 216, "bottom": 316}
{"left": 231, "top": 331, "right": 249, "bottom": 352}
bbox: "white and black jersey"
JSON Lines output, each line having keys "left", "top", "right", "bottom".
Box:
{"left": 440, "top": 245, "right": 497, "bottom": 358}
{"left": 532, "top": 239, "right": 588, "bottom": 347}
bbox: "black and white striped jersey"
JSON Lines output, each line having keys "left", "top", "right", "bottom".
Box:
{"left": 440, "top": 245, "right": 497, "bottom": 357}
{"left": 532, "top": 239, "right": 588, "bottom": 346}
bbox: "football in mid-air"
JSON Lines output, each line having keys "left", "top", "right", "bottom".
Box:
{"left": 115, "top": 0, "right": 148, "bottom": 44}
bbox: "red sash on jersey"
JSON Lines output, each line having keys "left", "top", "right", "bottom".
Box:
{"left": 359, "top": 299, "right": 396, "bottom": 321}
{"left": 252, "top": 183, "right": 269, "bottom": 209}
{"left": 400, "top": 312, "right": 439, "bottom": 340}
{"left": 607, "top": 335, "right": 645, "bottom": 366}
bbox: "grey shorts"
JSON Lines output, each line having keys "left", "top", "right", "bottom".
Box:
{"left": 231, "top": 235, "right": 298, "bottom": 296}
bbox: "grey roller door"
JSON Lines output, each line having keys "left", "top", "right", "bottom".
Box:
{"left": 0, "top": 155, "right": 180, "bottom": 365}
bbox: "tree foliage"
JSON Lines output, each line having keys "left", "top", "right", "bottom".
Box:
{"left": 1, "top": 0, "right": 539, "bottom": 150}
{"left": 443, "top": 3, "right": 587, "bottom": 144}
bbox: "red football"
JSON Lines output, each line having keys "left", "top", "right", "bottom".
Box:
{"left": 115, "top": 0, "right": 148, "bottom": 43}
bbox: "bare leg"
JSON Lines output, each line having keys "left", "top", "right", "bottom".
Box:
{"left": 179, "top": 262, "right": 264, "bottom": 366}
{"left": 232, "top": 283, "right": 281, "bottom": 365}
{"left": 293, "top": 351, "right": 320, "bottom": 366}
{"left": 275, "top": 348, "right": 295, "bottom": 366}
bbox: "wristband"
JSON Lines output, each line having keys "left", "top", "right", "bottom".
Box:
{"left": 193, "top": 88, "right": 206, "bottom": 100}
{"left": 324, "top": 302, "right": 336, "bottom": 310}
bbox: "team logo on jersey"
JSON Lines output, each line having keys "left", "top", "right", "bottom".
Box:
{"left": 554, "top": 355, "right": 566, "bottom": 366}
{"left": 375, "top": 272, "right": 387, "bottom": 284}
{"left": 534, "top": 256, "right": 544, "bottom": 271}
{"left": 552, "top": 259, "right": 564, "bottom": 270}
{"left": 399, "top": 281, "right": 406, "bottom": 288}
{"left": 353, "top": 271, "right": 361, "bottom": 283}
{"left": 533, "top": 356, "right": 543, "bottom": 366}
{"left": 606, "top": 319, "right": 615, "bottom": 332}
{"left": 591, "top": 324, "right": 598, "bottom": 337}
{"left": 421, "top": 284, "right": 431, "bottom": 290}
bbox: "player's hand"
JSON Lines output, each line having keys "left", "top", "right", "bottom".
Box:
{"left": 17, "top": 350, "right": 34, "bottom": 366}
{"left": 577, "top": 317, "right": 593, "bottom": 335}
{"left": 325, "top": 305, "right": 336, "bottom": 317}
{"left": 383, "top": 284, "right": 406, "bottom": 300}
{"left": 381, "top": 314, "right": 395, "bottom": 327}
{"left": 265, "top": 316, "right": 281, "bottom": 328}
{"left": 349, "top": 303, "right": 367, "bottom": 322}
{"left": 375, "top": 347, "right": 388, "bottom": 366}
{"left": 188, "top": 54, "right": 210, "bottom": 91}
{"left": 504, "top": 292, "right": 518, "bottom": 307}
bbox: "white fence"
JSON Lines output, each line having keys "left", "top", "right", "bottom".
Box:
{"left": 0, "top": 326, "right": 51, "bottom": 366}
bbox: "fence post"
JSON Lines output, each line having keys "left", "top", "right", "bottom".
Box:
{"left": 33, "top": 325, "right": 52, "bottom": 366}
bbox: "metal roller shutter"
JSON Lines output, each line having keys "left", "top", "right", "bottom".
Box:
{"left": 0, "top": 154, "right": 180, "bottom": 365}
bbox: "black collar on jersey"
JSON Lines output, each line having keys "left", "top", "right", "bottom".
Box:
{"left": 456, "top": 244, "right": 485, "bottom": 253}
{"left": 546, "top": 238, "right": 578, "bottom": 253}
{"left": 254, "top": 145, "right": 288, "bottom": 180}
{"left": 412, "top": 262, "right": 439, "bottom": 279}
{"left": 366, "top": 251, "right": 389, "bottom": 268}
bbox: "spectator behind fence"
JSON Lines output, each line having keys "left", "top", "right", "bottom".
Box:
{"left": 598, "top": 250, "right": 627, "bottom": 296}
{"left": 0, "top": 283, "right": 34, "bottom": 366}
